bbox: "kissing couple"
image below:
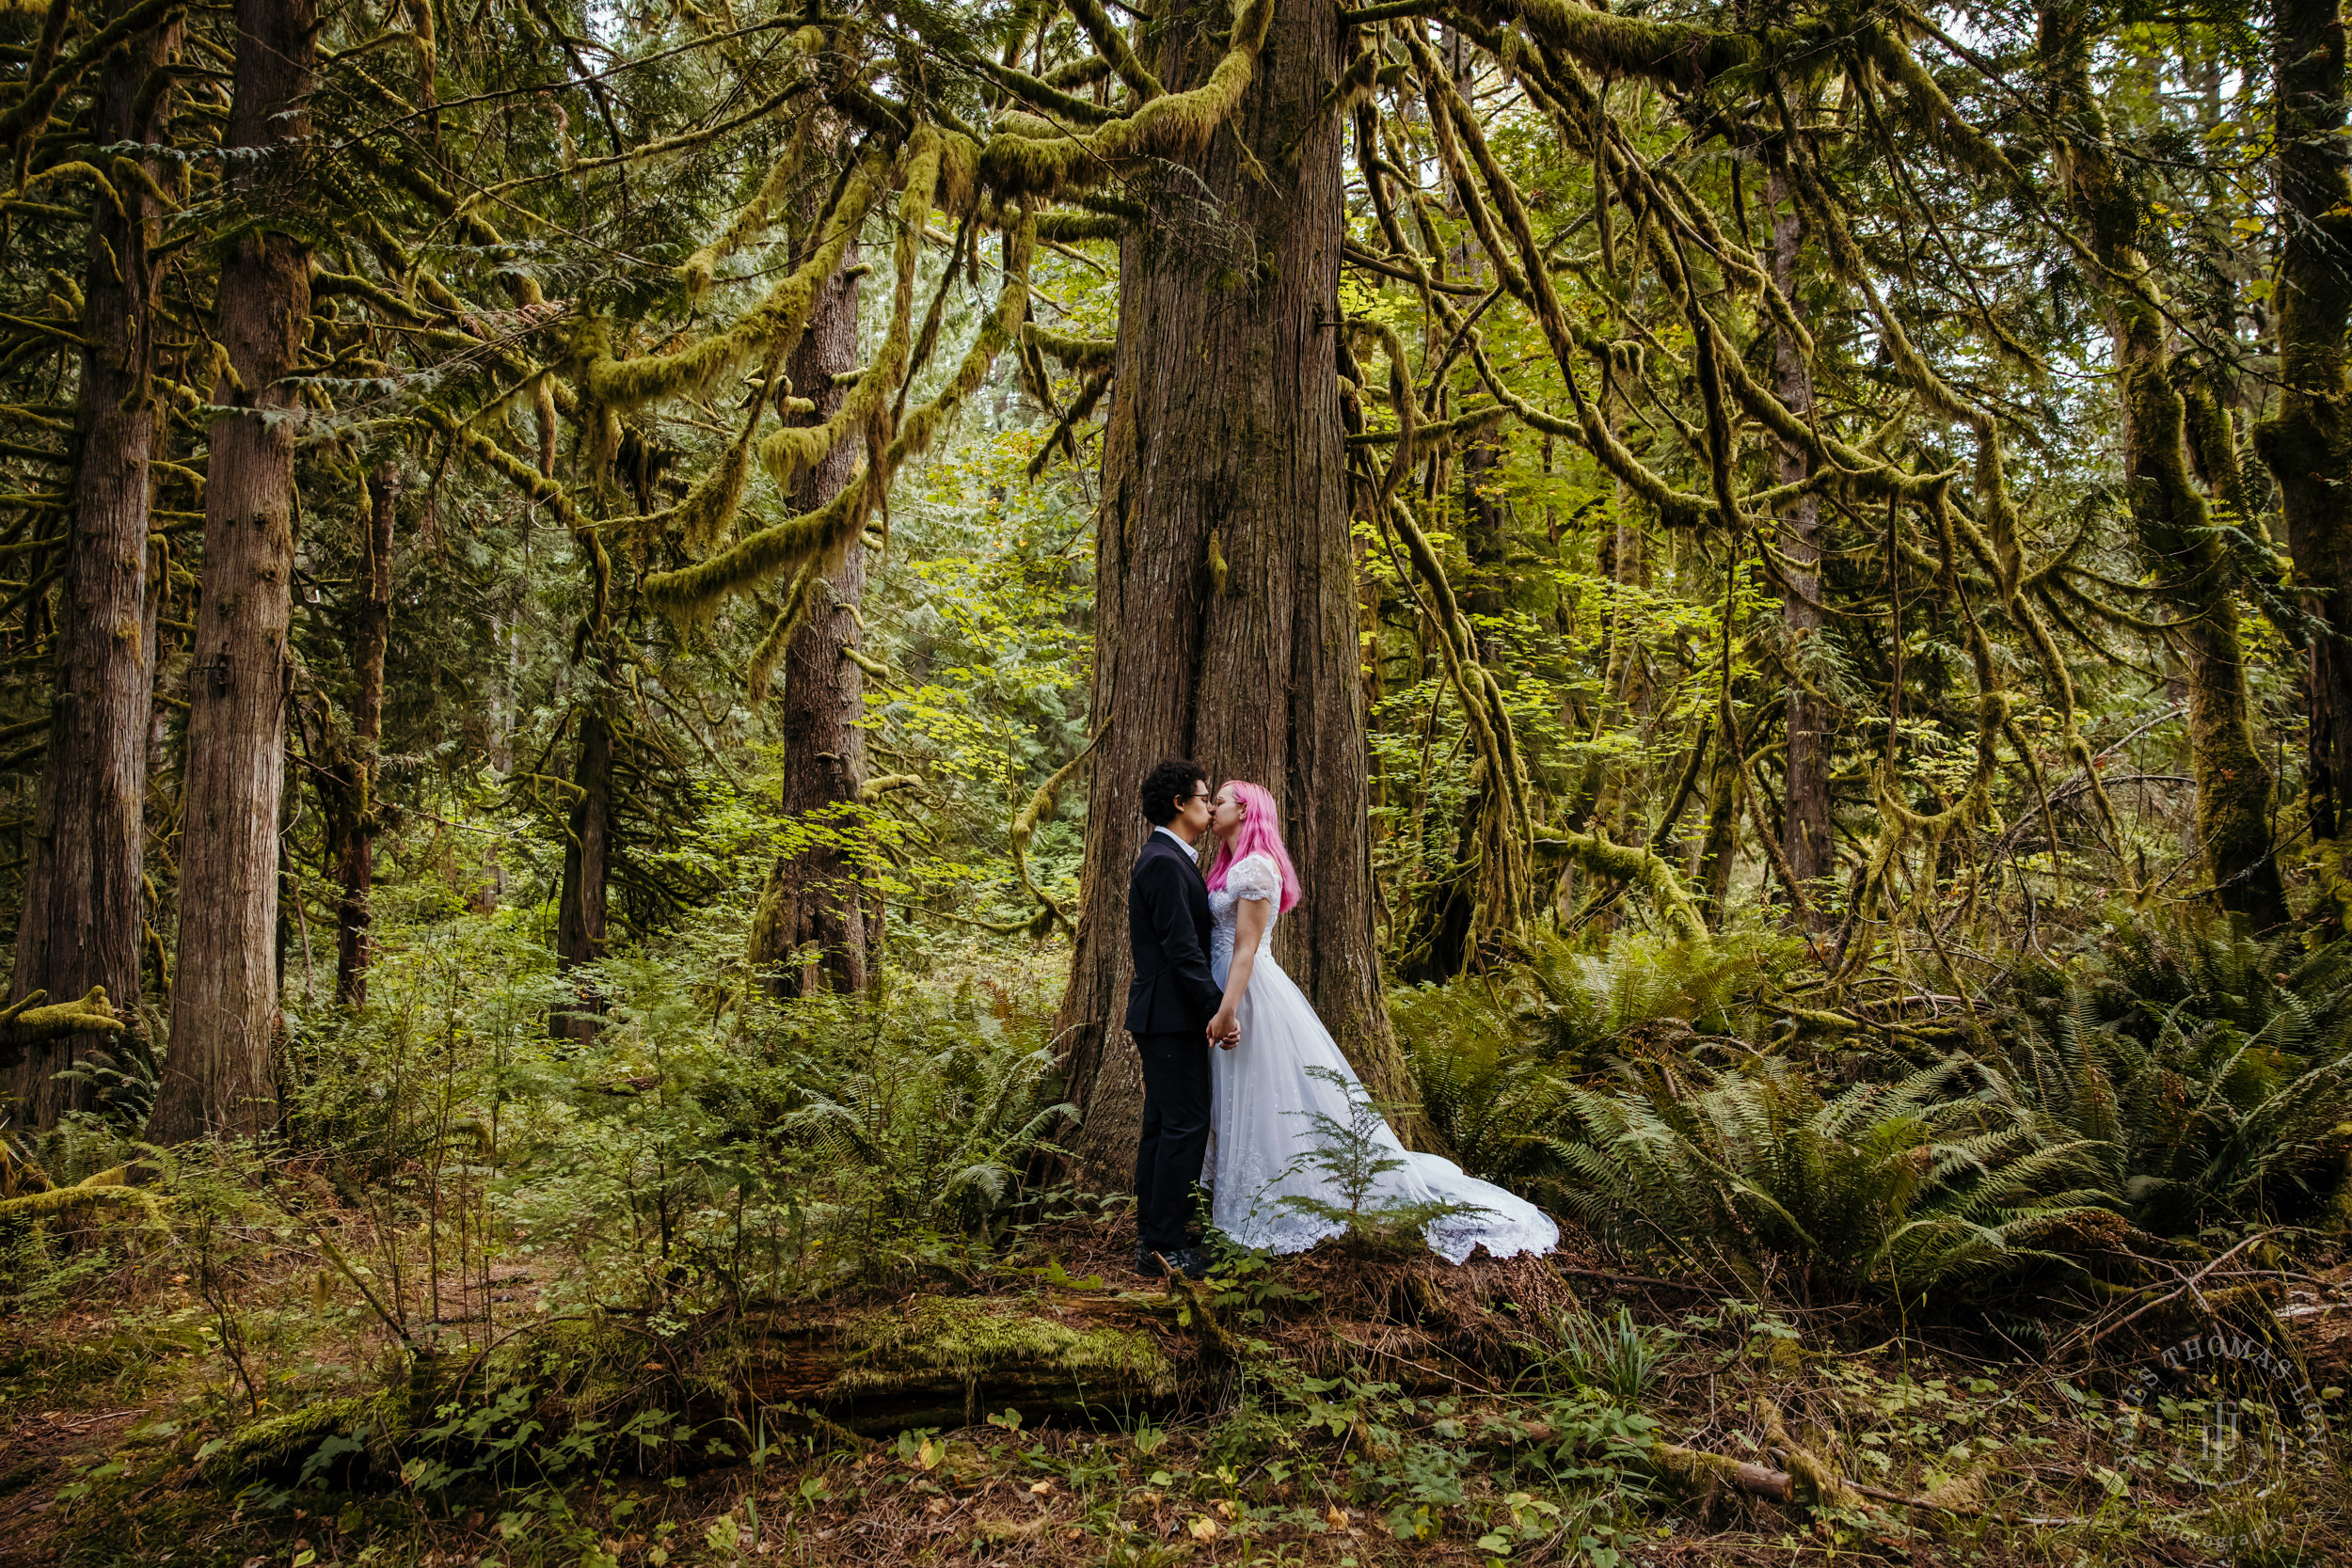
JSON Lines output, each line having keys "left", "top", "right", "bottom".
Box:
{"left": 1123, "top": 758, "right": 1558, "bottom": 1279}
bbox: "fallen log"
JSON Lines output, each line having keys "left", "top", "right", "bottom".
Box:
{"left": 738, "top": 1291, "right": 1190, "bottom": 1433}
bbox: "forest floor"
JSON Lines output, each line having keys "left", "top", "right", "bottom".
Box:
{"left": 5, "top": 1204, "right": 2350, "bottom": 1568}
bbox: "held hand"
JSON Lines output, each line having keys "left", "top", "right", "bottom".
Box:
{"left": 1208, "top": 1007, "right": 1239, "bottom": 1049}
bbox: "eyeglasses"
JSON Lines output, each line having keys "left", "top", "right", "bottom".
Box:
{"left": 1179, "top": 792, "right": 1211, "bottom": 802}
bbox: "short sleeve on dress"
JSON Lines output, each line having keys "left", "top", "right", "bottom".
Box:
{"left": 1227, "top": 851, "right": 1282, "bottom": 903}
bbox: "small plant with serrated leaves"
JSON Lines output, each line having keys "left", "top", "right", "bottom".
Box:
{"left": 1263, "top": 1066, "right": 1487, "bottom": 1256}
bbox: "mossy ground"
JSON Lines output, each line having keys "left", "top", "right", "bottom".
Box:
{"left": 7, "top": 1200, "right": 2352, "bottom": 1567}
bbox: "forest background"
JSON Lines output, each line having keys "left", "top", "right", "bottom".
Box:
{"left": 5, "top": 0, "right": 2352, "bottom": 1562}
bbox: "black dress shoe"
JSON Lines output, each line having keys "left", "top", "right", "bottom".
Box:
{"left": 1161, "top": 1246, "right": 1209, "bottom": 1280}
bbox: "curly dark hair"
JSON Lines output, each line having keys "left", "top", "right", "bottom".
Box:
{"left": 1138, "top": 758, "right": 1208, "bottom": 826}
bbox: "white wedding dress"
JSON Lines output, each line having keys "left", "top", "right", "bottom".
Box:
{"left": 1199, "top": 851, "right": 1559, "bottom": 1264}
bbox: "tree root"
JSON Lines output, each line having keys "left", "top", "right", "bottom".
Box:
{"left": 1646, "top": 1415, "right": 2086, "bottom": 1528}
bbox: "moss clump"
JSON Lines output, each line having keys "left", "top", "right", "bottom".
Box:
{"left": 0, "top": 1171, "right": 163, "bottom": 1226}
{"left": 1022, "top": 323, "right": 1115, "bottom": 372}
{"left": 199, "top": 1393, "right": 401, "bottom": 1486}
{"left": 0, "top": 985, "right": 125, "bottom": 1042}
{"left": 830, "top": 1298, "right": 1179, "bottom": 1402}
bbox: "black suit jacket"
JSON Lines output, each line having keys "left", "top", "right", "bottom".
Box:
{"left": 1125, "top": 830, "right": 1224, "bottom": 1036}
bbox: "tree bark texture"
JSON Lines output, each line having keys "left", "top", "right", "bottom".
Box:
{"left": 553, "top": 707, "right": 612, "bottom": 1043}
{"left": 1053, "top": 0, "right": 1412, "bottom": 1188}
{"left": 1768, "top": 170, "right": 1831, "bottom": 915}
{"left": 2040, "top": 0, "right": 2288, "bottom": 930}
{"left": 1460, "top": 413, "right": 1507, "bottom": 655}
{"left": 2255, "top": 0, "right": 2352, "bottom": 869}
{"left": 316, "top": 467, "right": 396, "bottom": 1006}
{"left": 151, "top": 0, "right": 316, "bottom": 1144}
{"left": 8, "top": 4, "right": 180, "bottom": 1127}
{"left": 748, "top": 255, "right": 870, "bottom": 997}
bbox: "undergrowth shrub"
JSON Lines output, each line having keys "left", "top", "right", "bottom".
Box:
{"left": 1517, "top": 928, "right": 1803, "bottom": 1065}
{"left": 1398, "top": 930, "right": 1801, "bottom": 1192}
{"left": 2002, "top": 910, "right": 2352, "bottom": 1235}
{"left": 275, "top": 910, "right": 1075, "bottom": 1317}
{"left": 1252, "top": 1065, "right": 1489, "bottom": 1256}
{"left": 1545, "top": 1055, "right": 2116, "bottom": 1304}
{"left": 780, "top": 973, "right": 1075, "bottom": 1266}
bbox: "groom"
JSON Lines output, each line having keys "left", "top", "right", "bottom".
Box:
{"left": 1126, "top": 758, "right": 1226, "bottom": 1279}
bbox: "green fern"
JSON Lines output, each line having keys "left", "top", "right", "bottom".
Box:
{"left": 1396, "top": 928, "right": 1799, "bottom": 1187}
{"left": 1517, "top": 929, "right": 1800, "bottom": 1066}
{"left": 1544, "top": 1056, "right": 2114, "bottom": 1304}
{"left": 787, "top": 1025, "right": 1074, "bottom": 1237}
{"left": 2004, "top": 974, "right": 2352, "bottom": 1235}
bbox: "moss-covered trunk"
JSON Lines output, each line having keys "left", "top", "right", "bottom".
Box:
{"left": 1054, "top": 0, "right": 1413, "bottom": 1186}
{"left": 1768, "top": 168, "right": 1831, "bottom": 920}
{"left": 8, "top": 2, "right": 178, "bottom": 1127}
{"left": 2255, "top": 0, "right": 2352, "bottom": 897}
{"left": 2040, "top": 0, "right": 2287, "bottom": 930}
{"left": 748, "top": 253, "right": 869, "bottom": 997}
{"left": 553, "top": 707, "right": 612, "bottom": 1044}
{"left": 314, "top": 467, "right": 396, "bottom": 1008}
{"left": 151, "top": 0, "right": 317, "bottom": 1143}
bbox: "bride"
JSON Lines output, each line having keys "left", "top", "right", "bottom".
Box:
{"left": 1196, "top": 781, "right": 1558, "bottom": 1264}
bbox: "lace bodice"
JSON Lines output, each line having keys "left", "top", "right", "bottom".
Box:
{"left": 1208, "top": 851, "right": 1282, "bottom": 982}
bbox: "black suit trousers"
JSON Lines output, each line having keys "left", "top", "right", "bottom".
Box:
{"left": 1133, "top": 1030, "right": 1213, "bottom": 1255}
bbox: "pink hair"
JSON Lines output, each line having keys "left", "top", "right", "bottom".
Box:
{"left": 1204, "top": 781, "right": 1300, "bottom": 913}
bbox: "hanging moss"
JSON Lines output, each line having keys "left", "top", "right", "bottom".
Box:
{"left": 1486, "top": 0, "right": 1760, "bottom": 90}
{"left": 581, "top": 150, "right": 889, "bottom": 412}
{"left": 744, "top": 562, "right": 819, "bottom": 702}
{"left": 893, "top": 218, "right": 1036, "bottom": 462}
{"left": 680, "top": 137, "right": 808, "bottom": 302}
{"left": 1035, "top": 211, "right": 1125, "bottom": 243}
{"left": 1009, "top": 723, "right": 1105, "bottom": 933}
{"left": 1062, "top": 0, "right": 1163, "bottom": 102}
{"left": 1536, "top": 828, "right": 1708, "bottom": 945}
{"left": 1023, "top": 323, "right": 1116, "bottom": 372}
{"left": 973, "top": 0, "right": 1275, "bottom": 199}
{"left": 759, "top": 130, "right": 944, "bottom": 493}
{"left": 435, "top": 412, "right": 613, "bottom": 626}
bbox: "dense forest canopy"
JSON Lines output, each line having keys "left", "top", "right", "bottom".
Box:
{"left": 6, "top": 0, "right": 2352, "bottom": 1560}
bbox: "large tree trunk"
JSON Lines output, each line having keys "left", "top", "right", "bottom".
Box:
{"left": 553, "top": 707, "right": 612, "bottom": 1042}
{"left": 2255, "top": 0, "right": 2352, "bottom": 893}
{"left": 8, "top": 3, "right": 179, "bottom": 1127}
{"left": 747, "top": 255, "right": 869, "bottom": 997}
{"left": 1053, "top": 0, "right": 1413, "bottom": 1188}
{"left": 149, "top": 0, "right": 315, "bottom": 1144}
{"left": 1768, "top": 170, "right": 1831, "bottom": 920}
{"left": 316, "top": 467, "right": 396, "bottom": 1006}
{"left": 2040, "top": 0, "right": 2288, "bottom": 930}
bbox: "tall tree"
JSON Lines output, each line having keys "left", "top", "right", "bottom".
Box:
{"left": 150, "top": 0, "right": 318, "bottom": 1142}
{"left": 2257, "top": 0, "right": 2352, "bottom": 912}
{"left": 1767, "top": 161, "right": 1831, "bottom": 920}
{"left": 746, "top": 253, "right": 871, "bottom": 996}
{"left": 552, "top": 705, "right": 612, "bottom": 1044}
{"left": 2040, "top": 0, "right": 2288, "bottom": 930}
{"left": 313, "top": 467, "right": 397, "bottom": 1006}
{"left": 7, "top": 0, "right": 180, "bottom": 1125}
{"left": 1053, "top": 0, "right": 1416, "bottom": 1186}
